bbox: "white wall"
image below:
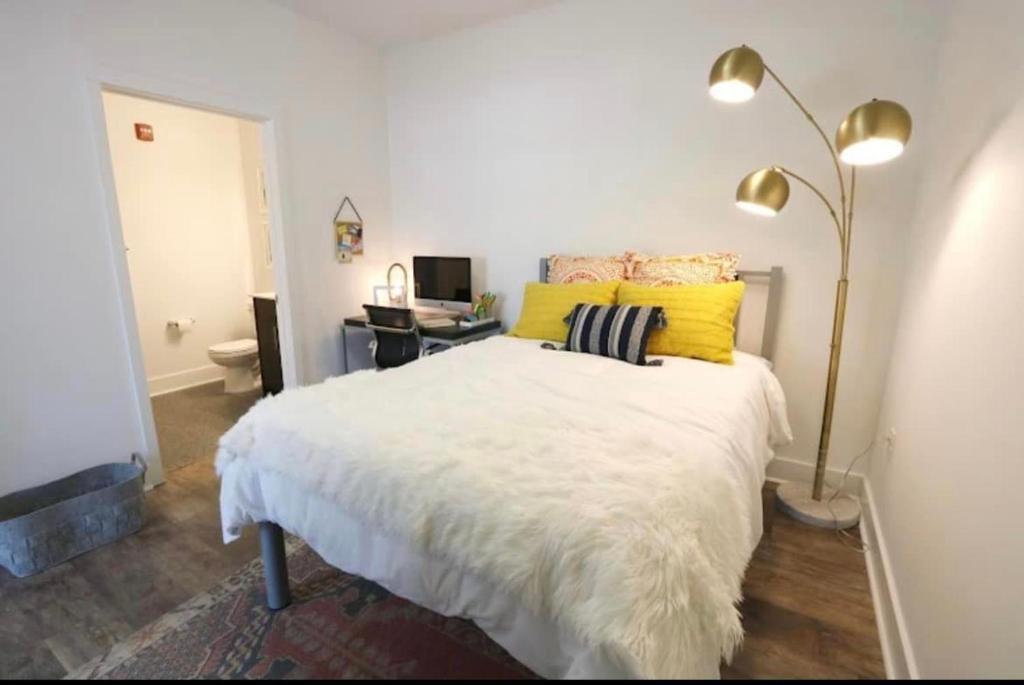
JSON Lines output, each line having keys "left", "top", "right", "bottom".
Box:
{"left": 866, "top": 0, "right": 1024, "bottom": 677}
{"left": 103, "top": 92, "right": 257, "bottom": 394}
{"left": 385, "top": 0, "right": 946, "bottom": 474}
{"left": 0, "top": 0, "right": 392, "bottom": 494}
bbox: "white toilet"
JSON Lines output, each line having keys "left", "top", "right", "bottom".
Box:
{"left": 208, "top": 338, "right": 260, "bottom": 394}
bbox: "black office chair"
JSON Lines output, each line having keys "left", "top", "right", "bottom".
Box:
{"left": 363, "top": 305, "right": 423, "bottom": 369}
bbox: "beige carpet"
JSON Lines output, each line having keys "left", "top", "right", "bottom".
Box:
{"left": 150, "top": 381, "right": 260, "bottom": 473}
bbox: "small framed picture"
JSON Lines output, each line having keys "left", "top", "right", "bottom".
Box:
{"left": 256, "top": 167, "right": 268, "bottom": 215}
{"left": 373, "top": 285, "right": 407, "bottom": 306}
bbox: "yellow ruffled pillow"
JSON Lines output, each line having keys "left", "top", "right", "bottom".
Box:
{"left": 510, "top": 281, "right": 621, "bottom": 342}
{"left": 617, "top": 281, "right": 745, "bottom": 364}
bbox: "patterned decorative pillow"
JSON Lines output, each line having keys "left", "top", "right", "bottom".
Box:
{"left": 628, "top": 252, "right": 740, "bottom": 286}
{"left": 564, "top": 303, "right": 665, "bottom": 366}
{"left": 547, "top": 254, "right": 628, "bottom": 284}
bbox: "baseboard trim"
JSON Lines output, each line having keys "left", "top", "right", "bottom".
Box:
{"left": 765, "top": 456, "right": 863, "bottom": 495}
{"left": 148, "top": 365, "right": 224, "bottom": 397}
{"left": 860, "top": 479, "right": 919, "bottom": 679}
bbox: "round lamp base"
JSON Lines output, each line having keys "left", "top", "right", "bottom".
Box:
{"left": 775, "top": 481, "right": 861, "bottom": 530}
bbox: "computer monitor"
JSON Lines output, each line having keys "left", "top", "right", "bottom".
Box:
{"left": 413, "top": 256, "right": 472, "bottom": 311}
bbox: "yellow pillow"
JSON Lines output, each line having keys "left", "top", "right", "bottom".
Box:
{"left": 510, "top": 281, "right": 621, "bottom": 341}
{"left": 617, "top": 280, "right": 745, "bottom": 364}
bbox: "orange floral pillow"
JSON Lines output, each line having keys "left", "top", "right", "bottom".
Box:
{"left": 628, "top": 252, "right": 739, "bottom": 286}
{"left": 547, "top": 254, "right": 628, "bottom": 284}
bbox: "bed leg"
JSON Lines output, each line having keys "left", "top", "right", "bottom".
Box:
{"left": 259, "top": 522, "right": 291, "bottom": 611}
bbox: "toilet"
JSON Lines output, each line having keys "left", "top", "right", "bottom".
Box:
{"left": 208, "top": 338, "right": 260, "bottom": 394}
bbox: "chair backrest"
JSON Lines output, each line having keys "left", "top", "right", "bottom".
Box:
{"left": 363, "top": 305, "right": 422, "bottom": 369}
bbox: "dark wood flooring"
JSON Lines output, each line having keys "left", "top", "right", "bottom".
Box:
{"left": 0, "top": 470, "right": 883, "bottom": 679}
{"left": 0, "top": 461, "right": 261, "bottom": 679}
{"left": 725, "top": 485, "right": 885, "bottom": 679}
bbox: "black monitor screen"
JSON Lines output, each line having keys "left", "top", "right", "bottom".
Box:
{"left": 413, "top": 256, "right": 472, "bottom": 303}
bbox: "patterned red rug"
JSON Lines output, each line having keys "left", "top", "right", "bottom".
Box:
{"left": 67, "top": 542, "right": 536, "bottom": 679}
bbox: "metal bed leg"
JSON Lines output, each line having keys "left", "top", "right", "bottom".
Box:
{"left": 341, "top": 325, "right": 350, "bottom": 374}
{"left": 259, "top": 522, "right": 291, "bottom": 611}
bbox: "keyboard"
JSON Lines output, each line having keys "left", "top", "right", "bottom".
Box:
{"left": 418, "top": 317, "right": 457, "bottom": 329}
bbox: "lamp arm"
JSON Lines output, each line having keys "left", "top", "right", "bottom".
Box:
{"left": 843, "top": 167, "right": 856, "bottom": 277}
{"left": 775, "top": 166, "right": 845, "bottom": 250}
{"left": 763, "top": 63, "right": 848, "bottom": 239}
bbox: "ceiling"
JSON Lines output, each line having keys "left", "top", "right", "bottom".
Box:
{"left": 269, "top": 0, "right": 557, "bottom": 48}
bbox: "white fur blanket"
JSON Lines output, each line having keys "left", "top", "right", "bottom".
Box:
{"left": 216, "top": 336, "right": 791, "bottom": 678}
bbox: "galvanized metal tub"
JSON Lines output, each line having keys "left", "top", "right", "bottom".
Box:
{"left": 0, "top": 454, "right": 146, "bottom": 577}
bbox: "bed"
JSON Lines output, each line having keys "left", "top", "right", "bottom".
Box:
{"left": 217, "top": 265, "right": 791, "bottom": 679}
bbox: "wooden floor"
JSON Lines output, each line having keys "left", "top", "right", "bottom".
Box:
{"left": 0, "top": 469, "right": 884, "bottom": 679}
{"left": 0, "top": 461, "right": 261, "bottom": 679}
{"left": 724, "top": 485, "right": 885, "bottom": 679}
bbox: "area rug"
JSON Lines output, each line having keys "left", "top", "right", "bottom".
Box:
{"left": 66, "top": 541, "right": 536, "bottom": 679}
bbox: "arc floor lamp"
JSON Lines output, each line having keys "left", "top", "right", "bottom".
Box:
{"left": 708, "top": 46, "right": 912, "bottom": 528}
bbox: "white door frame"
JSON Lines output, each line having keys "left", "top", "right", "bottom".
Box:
{"left": 85, "top": 69, "right": 302, "bottom": 487}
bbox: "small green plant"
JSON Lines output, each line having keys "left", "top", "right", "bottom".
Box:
{"left": 473, "top": 291, "right": 497, "bottom": 319}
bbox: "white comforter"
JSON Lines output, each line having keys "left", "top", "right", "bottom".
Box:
{"left": 217, "top": 336, "right": 791, "bottom": 678}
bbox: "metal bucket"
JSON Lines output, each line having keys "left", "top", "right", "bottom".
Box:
{"left": 0, "top": 454, "right": 146, "bottom": 577}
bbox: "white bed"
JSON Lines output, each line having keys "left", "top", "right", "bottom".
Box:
{"left": 217, "top": 333, "right": 791, "bottom": 679}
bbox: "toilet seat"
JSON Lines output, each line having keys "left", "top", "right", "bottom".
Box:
{"left": 209, "top": 338, "right": 258, "bottom": 358}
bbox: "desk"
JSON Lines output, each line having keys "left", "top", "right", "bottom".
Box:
{"left": 341, "top": 315, "right": 502, "bottom": 373}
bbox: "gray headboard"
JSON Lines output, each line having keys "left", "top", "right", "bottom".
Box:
{"left": 537, "top": 258, "right": 783, "bottom": 362}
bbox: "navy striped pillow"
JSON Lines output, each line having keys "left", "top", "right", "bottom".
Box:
{"left": 564, "top": 304, "right": 664, "bottom": 366}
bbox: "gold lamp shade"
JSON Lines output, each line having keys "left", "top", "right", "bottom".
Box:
{"left": 836, "top": 99, "right": 912, "bottom": 166}
{"left": 709, "top": 46, "right": 765, "bottom": 103}
{"left": 736, "top": 168, "right": 789, "bottom": 216}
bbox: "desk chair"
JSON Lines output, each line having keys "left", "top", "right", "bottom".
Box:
{"left": 363, "top": 305, "right": 422, "bottom": 369}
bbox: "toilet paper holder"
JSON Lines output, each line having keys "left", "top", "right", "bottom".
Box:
{"left": 167, "top": 318, "right": 195, "bottom": 332}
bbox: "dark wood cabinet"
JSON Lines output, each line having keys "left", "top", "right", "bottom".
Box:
{"left": 253, "top": 295, "right": 283, "bottom": 396}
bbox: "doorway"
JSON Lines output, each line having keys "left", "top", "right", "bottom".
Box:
{"left": 98, "top": 88, "right": 291, "bottom": 484}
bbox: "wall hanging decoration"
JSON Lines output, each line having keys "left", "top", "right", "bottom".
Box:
{"left": 333, "top": 196, "right": 364, "bottom": 263}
